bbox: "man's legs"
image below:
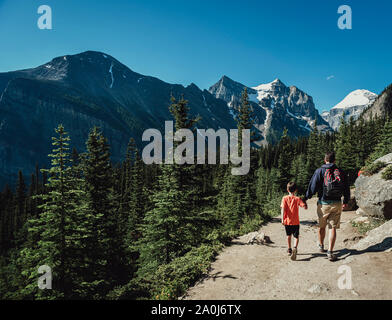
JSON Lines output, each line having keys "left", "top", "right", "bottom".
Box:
{"left": 287, "top": 235, "right": 292, "bottom": 249}
{"left": 318, "top": 227, "right": 326, "bottom": 247}
{"left": 328, "top": 227, "right": 337, "bottom": 252}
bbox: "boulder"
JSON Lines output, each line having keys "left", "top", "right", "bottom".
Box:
{"left": 355, "top": 153, "right": 392, "bottom": 219}
{"left": 353, "top": 216, "right": 370, "bottom": 224}
{"left": 356, "top": 208, "right": 366, "bottom": 215}
{"left": 352, "top": 219, "right": 392, "bottom": 252}
{"left": 244, "top": 231, "right": 272, "bottom": 245}
{"left": 375, "top": 153, "right": 392, "bottom": 164}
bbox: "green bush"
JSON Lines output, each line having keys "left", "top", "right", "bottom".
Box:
{"left": 362, "top": 161, "right": 387, "bottom": 176}
{"left": 108, "top": 243, "right": 224, "bottom": 300}
{"left": 352, "top": 217, "right": 386, "bottom": 235}
{"left": 238, "top": 214, "right": 264, "bottom": 235}
{"left": 148, "top": 243, "right": 224, "bottom": 300}
{"left": 262, "top": 194, "right": 284, "bottom": 217}
{"left": 381, "top": 165, "right": 392, "bottom": 180}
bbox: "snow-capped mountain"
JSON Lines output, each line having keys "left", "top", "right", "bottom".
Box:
{"left": 209, "top": 76, "right": 331, "bottom": 144}
{"left": 321, "top": 89, "right": 378, "bottom": 130}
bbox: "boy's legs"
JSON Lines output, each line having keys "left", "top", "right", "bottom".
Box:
{"left": 291, "top": 235, "right": 299, "bottom": 261}
{"left": 294, "top": 236, "right": 299, "bottom": 248}
{"left": 287, "top": 235, "right": 292, "bottom": 249}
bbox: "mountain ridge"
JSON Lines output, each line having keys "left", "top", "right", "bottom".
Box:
{"left": 209, "top": 75, "right": 332, "bottom": 144}
{"left": 0, "top": 50, "right": 236, "bottom": 186}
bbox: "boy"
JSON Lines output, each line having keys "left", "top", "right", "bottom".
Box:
{"left": 281, "top": 182, "right": 307, "bottom": 261}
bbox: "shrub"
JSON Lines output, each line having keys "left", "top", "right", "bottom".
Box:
{"left": 238, "top": 214, "right": 264, "bottom": 235}
{"left": 149, "top": 243, "right": 223, "bottom": 299}
{"left": 352, "top": 217, "right": 386, "bottom": 235}
{"left": 262, "top": 194, "right": 284, "bottom": 217}
{"left": 381, "top": 165, "right": 392, "bottom": 180}
{"left": 362, "top": 161, "right": 387, "bottom": 176}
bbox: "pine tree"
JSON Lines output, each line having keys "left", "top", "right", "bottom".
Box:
{"left": 82, "top": 126, "right": 119, "bottom": 296}
{"left": 17, "top": 125, "right": 89, "bottom": 299}
{"left": 168, "top": 96, "right": 211, "bottom": 246}
{"left": 306, "top": 121, "right": 322, "bottom": 180}
{"left": 367, "top": 117, "right": 392, "bottom": 162}
{"left": 277, "top": 128, "right": 293, "bottom": 190}
{"left": 137, "top": 163, "right": 187, "bottom": 274}
{"left": 335, "top": 116, "right": 358, "bottom": 184}
{"left": 15, "top": 171, "right": 27, "bottom": 233}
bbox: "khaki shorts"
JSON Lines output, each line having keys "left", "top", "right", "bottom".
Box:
{"left": 317, "top": 202, "right": 342, "bottom": 229}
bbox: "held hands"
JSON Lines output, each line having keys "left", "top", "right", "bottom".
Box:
{"left": 301, "top": 197, "right": 308, "bottom": 210}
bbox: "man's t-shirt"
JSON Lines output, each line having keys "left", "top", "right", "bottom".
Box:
{"left": 281, "top": 195, "right": 306, "bottom": 225}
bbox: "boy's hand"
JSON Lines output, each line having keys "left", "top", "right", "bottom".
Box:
{"left": 304, "top": 203, "right": 308, "bottom": 210}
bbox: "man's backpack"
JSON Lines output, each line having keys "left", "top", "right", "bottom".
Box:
{"left": 323, "top": 165, "right": 344, "bottom": 199}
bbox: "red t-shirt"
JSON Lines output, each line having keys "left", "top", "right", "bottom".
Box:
{"left": 280, "top": 195, "right": 306, "bottom": 225}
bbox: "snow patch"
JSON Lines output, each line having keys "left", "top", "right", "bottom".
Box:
{"left": 300, "top": 124, "right": 311, "bottom": 132}
{"left": 109, "top": 63, "right": 114, "bottom": 89}
{"left": 228, "top": 107, "right": 236, "bottom": 119}
{"left": 202, "top": 94, "right": 208, "bottom": 107}
{"left": 248, "top": 93, "right": 259, "bottom": 104}
{"left": 103, "top": 54, "right": 108, "bottom": 59}
{"left": 332, "top": 89, "right": 377, "bottom": 109}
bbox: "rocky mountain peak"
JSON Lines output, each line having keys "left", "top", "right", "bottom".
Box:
{"left": 322, "top": 89, "right": 378, "bottom": 130}
{"left": 208, "top": 76, "right": 331, "bottom": 144}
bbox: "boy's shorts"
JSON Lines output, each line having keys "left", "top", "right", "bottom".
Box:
{"left": 284, "top": 225, "right": 299, "bottom": 238}
{"left": 317, "top": 202, "right": 342, "bottom": 229}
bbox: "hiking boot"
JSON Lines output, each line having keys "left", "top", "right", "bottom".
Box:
{"left": 291, "top": 247, "right": 297, "bottom": 261}
{"left": 318, "top": 244, "right": 327, "bottom": 253}
{"left": 327, "top": 251, "right": 337, "bottom": 262}
{"left": 287, "top": 248, "right": 292, "bottom": 256}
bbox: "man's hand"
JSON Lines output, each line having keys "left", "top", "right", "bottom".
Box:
{"left": 304, "top": 204, "right": 308, "bottom": 210}
{"left": 342, "top": 203, "right": 348, "bottom": 210}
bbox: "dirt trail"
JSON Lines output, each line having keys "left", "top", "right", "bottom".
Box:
{"left": 184, "top": 198, "right": 392, "bottom": 300}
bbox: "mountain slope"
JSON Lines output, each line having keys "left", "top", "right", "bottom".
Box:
{"left": 209, "top": 76, "right": 331, "bottom": 144}
{"left": 322, "top": 90, "right": 377, "bottom": 130}
{"left": 361, "top": 84, "right": 392, "bottom": 121}
{"left": 0, "top": 51, "right": 236, "bottom": 186}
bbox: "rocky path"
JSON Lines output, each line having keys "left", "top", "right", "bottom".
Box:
{"left": 184, "top": 198, "right": 392, "bottom": 300}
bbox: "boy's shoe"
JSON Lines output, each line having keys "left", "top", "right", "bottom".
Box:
{"left": 287, "top": 248, "right": 292, "bottom": 256}
{"left": 327, "top": 251, "right": 337, "bottom": 262}
{"left": 318, "top": 244, "right": 327, "bottom": 253}
{"left": 291, "top": 248, "right": 297, "bottom": 261}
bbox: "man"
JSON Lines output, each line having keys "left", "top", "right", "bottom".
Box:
{"left": 305, "top": 151, "right": 350, "bottom": 261}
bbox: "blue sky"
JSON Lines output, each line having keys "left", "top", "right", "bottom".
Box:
{"left": 0, "top": 0, "right": 391, "bottom": 111}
